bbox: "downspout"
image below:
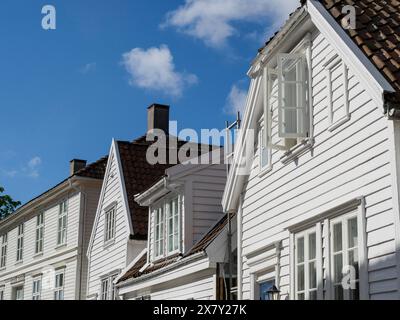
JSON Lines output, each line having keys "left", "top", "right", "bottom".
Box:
{"left": 227, "top": 209, "right": 235, "bottom": 300}
{"left": 68, "top": 178, "right": 87, "bottom": 300}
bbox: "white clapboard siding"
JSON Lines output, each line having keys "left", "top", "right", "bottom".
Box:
{"left": 87, "top": 150, "right": 129, "bottom": 298}
{"left": 149, "top": 275, "right": 215, "bottom": 300}
{"left": 240, "top": 31, "right": 398, "bottom": 300}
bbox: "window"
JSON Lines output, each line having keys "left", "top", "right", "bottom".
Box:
{"left": 0, "top": 234, "right": 7, "bottom": 269}
{"left": 0, "top": 286, "right": 4, "bottom": 300}
{"left": 104, "top": 206, "right": 116, "bottom": 243}
{"left": 167, "top": 198, "right": 180, "bottom": 253}
{"left": 291, "top": 206, "right": 364, "bottom": 300}
{"left": 324, "top": 53, "right": 350, "bottom": 131}
{"left": 100, "top": 274, "right": 118, "bottom": 300}
{"left": 154, "top": 207, "right": 165, "bottom": 258}
{"left": 278, "top": 53, "right": 309, "bottom": 139}
{"left": 54, "top": 270, "right": 65, "bottom": 300}
{"left": 331, "top": 214, "right": 359, "bottom": 300}
{"left": 13, "top": 286, "right": 24, "bottom": 300}
{"left": 35, "top": 213, "right": 44, "bottom": 254}
{"left": 57, "top": 201, "right": 68, "bottom": 246}
{"left": 295, "top": 229, "right": 317, "bottom": 300}
{"left": 16, "top": 224, "right": 24, "bottom": 262}
{"left": 32, "top": 276, "right": 42, "bottom": 300}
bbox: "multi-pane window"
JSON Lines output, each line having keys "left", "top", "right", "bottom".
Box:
{"left": 104, "top": 206, "right": 116, "bottom": 243}
{"left": 154, "top": 207, "right": 164, "bottom": 258}
{"left": 35, "top": 213, "right": 44, "bottom": 254}
{"left": 278, "top": 53, "right": 309, "bottom": 139}
{"left": 32, "top": 277, "right": 42, "bottom": 300}
{"left": 167, "top": 198, "right": 179, "bottom": 253}
{"left": 331, "top": 215, "right": 359, "bottom": 300}
{"left": 0, "top": 286, "right": 4, "bottom": 300}
{"left": 16, "top": 224, "right": 24, "bottom": 262}
{"left": 100, "top": 275, "right": 118, "bottom": 300}
{"left": 14, "top": 286, "right": 24, "bottom": 300}
{"left": 0, "top": 234, "right": 7, "bottom": 268}
{"left": 292, "top": 212, "right": 361, "bottom": 300}
{"left": 295, "top": 229, "right": 317, "bottom": 300}
{"left": 54, "top": 270, "right": 65, "bottom": 300}
{"left": 57, "top": 201, "right": 68, "bottom": 246}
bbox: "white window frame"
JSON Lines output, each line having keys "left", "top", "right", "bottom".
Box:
{"left": 14, "top": 286, "right": 24, "bottom": 300}
{"left": 16, "top": 223, "right": 24, "bottom": 262}
{"left": 0, "top": 233, "right": 7, "bottom": 269}
{"left": 57, "top": 200, "right": 68, "bottom": 246}
{"left": 166, "top": 197, "right": 180, "bottom": 254}
{"left": 289, "top": 198, "right": 368, "bottom": 300}
{"left": 100, "top": 274, "right": 118, "bottom": 300}
{"left": 54, "top": 269, "right": 65, "bottom": 300}
{"left": 294, "top": 227, "right": 319, "bottom": 300}
{"left": 32, "top": 276, "right": 42, "bottom": 300}
{"left": 104, "top": 204, "right": 116, "bottom": 245}
{"left": 330, "top": 212, "right": 360, "bottom": 300}
{"left": 258, "top": 119, "right": 272, "bottom": 176}
{"left": 153, "top": 195, "right": 182, "bottom": 260}
{"left": 35, "top": 213, "right": 44, "bottom": 254}
{"left": 324, "top": 53, "right": 350, "bottom": 132}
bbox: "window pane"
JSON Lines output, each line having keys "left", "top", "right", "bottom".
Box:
{"left": 297, "top": 237, "right": 304, "bottom": 263}
{"left": 333, "top": 254, "right": 343, "bottom": 284}
{"left": 309, "top": 290, "right": 317, "bottom": 301}
{"left": 297, "top": 293, "right": 305, "bottom": 300}
{"left": 349, "top": 282, "right": 360, "bottom": 301}
{"left": 309, "top": 233, "right": 316, "bottom": 260}
{"left": 309, "top": 261, "right": 317, "bottom": 289}
{"left": 333, "top": 223, "right": 343, "bottom": 252}
{"left": 297, "top": 265, "right": 305, "bottom": 291}
{"left": 348, "top": 249, "right": 359, "bottom": 279}
{"left": 348, "top": 217, "right": 358, "bottom": 248}
{"left": 334, "top": 285, "right": 344, "bottom": 300}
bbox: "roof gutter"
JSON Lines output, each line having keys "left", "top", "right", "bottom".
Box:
{"left": 116, "top": 251, "right": 207, "bottom": 289}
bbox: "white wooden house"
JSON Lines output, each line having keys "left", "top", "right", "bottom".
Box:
{"left": 222, "top": 0, "right": 400, "bottom": 300}
{"left": 0, "top": 158, "right": 107, "bottom": 300}
{"left": 115, "top": 153, "right": 235, "bottom": 300}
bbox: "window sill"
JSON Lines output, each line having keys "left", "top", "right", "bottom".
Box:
{"left": 0, "top": 267, "right": 5, "bottom": 272}
{"left": 258, "top": 166, "right": 273, "bottom": 178}
{"left": 55, "top": 243, "right": 67, "bottom": 250}
{"left": 15, "top": 260, "right": 23, "bottom": 266}
{"left": 103, "top": 240, "right": 115, "bottom": 249}
{"left": 328, "top": 115, "right": 351, "bottom": 132}
{"left": 33, "top": 252, "right": 44, "bottom": 258}
{"left": 280, "top": 138, "right": 314, "bottom": 165}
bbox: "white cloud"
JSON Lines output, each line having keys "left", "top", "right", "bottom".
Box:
{"left": 163, "top": 0, "right": 299, "bottom": 48}
{"left": 2, "top": 170, "right": 17, "bottom": 178}
{"left": 122, "top": 45, "right": 198, "bottom": 97}
{"left": 224, "top": 84, "right": 248, "bottom": 115}
{"left": 80, "top": 62, "right": 96, "bottom": 74}
{"left": 27, "top": 156, "right": 42, "bottom": 178}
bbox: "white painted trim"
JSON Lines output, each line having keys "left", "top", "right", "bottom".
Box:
{"left": 308, "top": 0, "right": 394, "bottom": 108}
{"left": 358, "top": 197, "right": 369, "bottom": 300}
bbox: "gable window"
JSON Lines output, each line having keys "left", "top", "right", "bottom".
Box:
{"left": 278, "top": 53, "right": 309, "bottom": 139}
{"left": 35, "top": 213, "right": 44, "bottom": 254}
{"left": 291, "top": 202, "right": 365, "bottom": 300}
{"left": 167, "top": 198, "right": 180, "bottom": 253}
{"left": 54, "top": 269, "right": 65, "bottom": 300}
{"left": 100, "top": 274, "right": 118, "bottom": 300}
{"left": 32, "top": 276, "right": 42, "bottom": 300}
{"left": 0, "top": 234, "right": 7, "bottom": 269}
{"left": 295, "top": 229, "right": 317, "bottom": 300}
{"left": 57, "top": 201, "right": 68, "bottom": 246}
{"left": 104, "top": 205, "right": 116, "bottom": 244}
{"left": 16, "top": 223, "right": 24, "bottom": 262}
{"left": 154, "top": 207, "right": 165, "bottom": 258}
{"left": 324, "top": 53, "right": 350, "bottom": 131}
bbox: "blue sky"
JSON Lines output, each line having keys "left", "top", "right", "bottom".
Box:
{"left": 0, "top": 0, "right": 298, "bottom": 204}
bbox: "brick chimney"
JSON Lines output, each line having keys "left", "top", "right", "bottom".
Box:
{"left": 70, "top": 159, "right": 87, "bottom": 176}
{"left": 147, "top": 104, "right": 170, "bottom": 134}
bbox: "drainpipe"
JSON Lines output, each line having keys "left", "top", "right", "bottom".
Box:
{"left": 227, "top": 209, "right": 235, "bottom": 300}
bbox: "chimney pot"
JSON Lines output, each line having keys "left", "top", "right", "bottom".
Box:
{"left": 147, "top": 104, "right": 170, "bottom": 134}
{"left": 70, "top": 159, "right": 87, "bottom": 176}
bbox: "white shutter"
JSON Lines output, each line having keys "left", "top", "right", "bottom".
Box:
{"left": 278, "top": 54, "right": 308, "bottom": 138}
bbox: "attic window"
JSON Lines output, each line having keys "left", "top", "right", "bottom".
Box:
{"left": 324, "top": 53, "right": 351, "bottom": 131}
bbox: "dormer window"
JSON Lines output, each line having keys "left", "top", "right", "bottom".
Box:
{"left": 153, "top": 195, "right": 182, "bottom": 260}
